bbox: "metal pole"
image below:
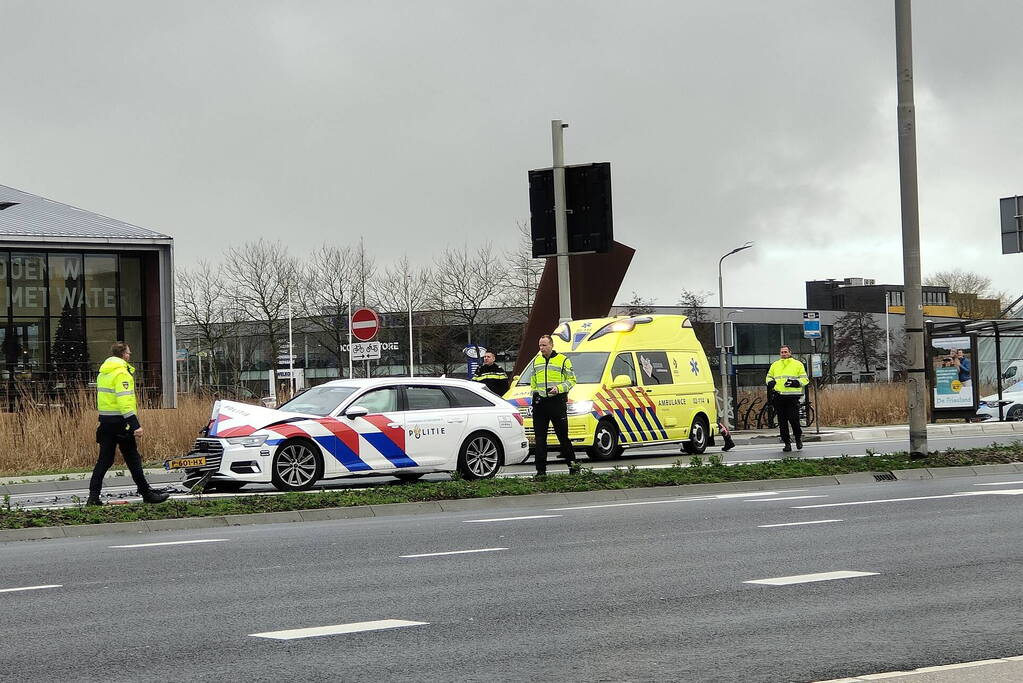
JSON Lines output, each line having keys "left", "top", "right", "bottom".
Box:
{"left": 408, "top": 272, "right": 415, "bottom": 377}
{"left": 197, "top": 342, "right": 203, "bottom": 387}
{"left": 885, "top": 291, "right": 892, "bottom": 382}
{"left": 718, "top": 260, "right": 729, "bottom": 430}
{"left": 552, "top": 120, "right": 572, "bottom": 323}
{"left": 895, "top": 0, "right": 928, "bottom": 458}
{"left": 813, "top": 338, "right": 820, "bottom": 435}
{"left": 347, "top": 285, "right": 353, "bottom": 379}
{"left": 288, "top": 282, "right": 295, "bottom": 396}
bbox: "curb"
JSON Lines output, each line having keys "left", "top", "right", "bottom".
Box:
{"left": 4, "top": 464, "right": 1019, "bottom": 543}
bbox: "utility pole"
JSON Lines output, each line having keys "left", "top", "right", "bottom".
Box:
{"left": 895, "top": 0, "right": 928, "bottom": 458}
{"left": 552, "top": 120, "right": 572, "bottom": 323}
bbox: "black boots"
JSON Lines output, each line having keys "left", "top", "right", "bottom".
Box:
{"left": 782, "top": 443, "right": 793, "bottom": 453}
{"left": 141, "top": 489, "right": 171, "bottom": 504}
{"left": 86, "top": 496, "right": 103, "bottom": 506}
{"left": 795, "top": 437, "right": 803, "bottom": 450}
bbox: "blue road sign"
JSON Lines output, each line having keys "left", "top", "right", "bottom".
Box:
{"left": 803, "top": 311, "right": 822, "bottom": 339}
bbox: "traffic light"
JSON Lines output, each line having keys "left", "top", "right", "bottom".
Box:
{"left": 528, "top": 162, "right": 613, "bottom": 258}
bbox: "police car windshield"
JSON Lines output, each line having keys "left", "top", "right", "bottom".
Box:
{"left": 516, "top": 352, "right": 609, "bottom": 386}
{"left": 277, "top": 386, "right": 358, "bottom": 416}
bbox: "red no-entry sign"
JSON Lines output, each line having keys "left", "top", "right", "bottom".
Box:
{"left": 351, "top": 307, "right": 381, "bottom": 342}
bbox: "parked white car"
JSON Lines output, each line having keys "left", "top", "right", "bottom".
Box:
{"left": 167, "top": 378, "right": 529, "bottom": 491}
{"left": 976, "top": 380, "right": 1023, "bottom": 422}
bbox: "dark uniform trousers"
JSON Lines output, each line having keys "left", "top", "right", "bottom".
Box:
{"left": 774, "top": 394, "right": 803, "bottom": 445}
{"left": 89, "top": 421, "right": 151, "bottom": 498}
{"left": 533, "top": 393, "right": 575, "bottom": 473}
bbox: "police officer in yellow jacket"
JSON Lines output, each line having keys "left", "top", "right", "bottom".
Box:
{"left": 529, "top": 334, "right": 579, "bottom": 476}
{"left": 472, "top": 351, "right": 510, "bottom": 395}
{"left": 765, "top": 345, "right": 809, "bottom": 452}
{"left": 87, "top": 342, "right": 170, "bottom": 505}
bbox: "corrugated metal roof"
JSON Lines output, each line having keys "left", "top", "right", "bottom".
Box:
{"left": 0, "top": 184, "right": 171, "bottom": 241}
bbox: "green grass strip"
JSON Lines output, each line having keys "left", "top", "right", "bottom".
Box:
{"left": 2, "top": 442, "right": 1022, "bottom": 530}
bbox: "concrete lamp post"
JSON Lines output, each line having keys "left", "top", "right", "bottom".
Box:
{"left": 718, "top": 241, "right": 754, "bottom": 430}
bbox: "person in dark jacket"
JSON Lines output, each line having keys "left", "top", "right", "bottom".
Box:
{"left": 472, "top": 352, "right": 511, "bottom": 396}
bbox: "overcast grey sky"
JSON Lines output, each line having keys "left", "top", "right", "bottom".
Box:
{"left": 4, "top": 1, "right": 1021, "bottom": 309}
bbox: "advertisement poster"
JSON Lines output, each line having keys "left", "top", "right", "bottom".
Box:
{"left": 931, "top": 336, "right": 974, "bottom": 409}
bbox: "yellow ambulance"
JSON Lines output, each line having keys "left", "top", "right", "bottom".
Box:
{"left": 505, "top": 314, "right": 719, "bottom": 460}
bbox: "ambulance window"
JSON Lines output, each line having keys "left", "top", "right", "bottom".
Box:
{"left": 637, "top": 351, "right": 672, "bottom": 385}
{"left": 405, "top": 385, "right": 453, "bottom": 411}
{"left": 610, "top": 353, "right": 637, "bottom": 385}
{"left": 353, "top": 387, "right": 399, "bottom": 414}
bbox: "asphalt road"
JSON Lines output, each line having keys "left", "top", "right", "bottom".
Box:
{"left": 9, "top": 432, "right": 1023, "bottom": 509}
{"left": 4, "top": 473, "right": 1023, "bottom": 681}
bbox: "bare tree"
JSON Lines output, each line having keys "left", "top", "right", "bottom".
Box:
{"left": 677, "top": 288, "right": 712, "bottom": 324}
{"left": 224, "top": 240, "right": 298, "bottom": 382}
{"left": 499, "top": 221, "right": 544, "bottom": 311}
{"left": 374, "top": 255, "right": 436, "bottom": 374}
{"left": 623, "top": 291, "right": 655, "bottom": 316}
{"left": 175, "top": 260, "right": 238, "bottom": 387}
{"left": 295, "top": 244, "right": 358, "bottom": 375}
{"left": 433, "top": 243, "right": 507, "bottom": 355}
{"left": 924, "top": 268, "right": 1007, "bottom": 319}
{"left": 832, "top": 310, "right": 887, "bottom": 374}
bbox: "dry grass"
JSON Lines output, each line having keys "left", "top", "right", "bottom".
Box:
{"left": 815, "top": 383, "right": 908, "bottom": 426}
{"left": 0, "top": 391, "right": 214, "bottom": 476}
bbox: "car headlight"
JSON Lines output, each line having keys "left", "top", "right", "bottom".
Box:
{"left": 226, "top": 435, "right": 268, "bottom": 447}
{"left": 568, "top": 400, "right": 594, "bottom": 415}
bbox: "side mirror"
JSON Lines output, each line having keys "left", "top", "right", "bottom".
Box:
{"left": 345, "top": 405, "right": 369, "bottom": 419}
{"left": 611, "top": 374, "right": 633, "bottom": 388}
{"left": 512, "top": 375, "right": 520, "bottom": 384}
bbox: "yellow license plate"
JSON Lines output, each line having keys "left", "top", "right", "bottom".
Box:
{"left": 165, "top": 457, "right": 206, "bottom": 470}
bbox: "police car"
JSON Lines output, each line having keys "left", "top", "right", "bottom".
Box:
{"left": 976, "top": 380, "right": 1023, "bottom": 423}
{"left": 167, "top": 378, "right": 529, "bottom": 491}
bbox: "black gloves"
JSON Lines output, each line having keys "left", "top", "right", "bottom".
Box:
{"left": 766, "top": 380, "right": 776, "bottom": 391}
{"left": 784, "top": 379, "right": 801, "bottom": 388}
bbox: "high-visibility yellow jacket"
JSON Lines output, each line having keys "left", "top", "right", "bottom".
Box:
{"left": 472, "top": 363, "right": 510, "bottom": 395}
{"left": 97, "top": 356, "right": 141, "bottom": 430}
{"left": 765, "top": 357, "right": 809, "bottom": 396}
{"left": 528, "top": 351, "right": 576, "bottom": 397}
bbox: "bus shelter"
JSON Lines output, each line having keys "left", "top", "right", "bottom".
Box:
{"left": 926, "top": 319, "right": 1023, "bottom": 421}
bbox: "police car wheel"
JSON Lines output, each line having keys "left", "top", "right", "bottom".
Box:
{"left": 681, "top": 416, "right": 709, "bottom": 455}
{"left": 271, "top": 439, "right": 323, "bottom": 491}
{"left": 458, "top": 432, "right": 503, "bottom": 480}
{"left": 587, "top": 420, "right": 623, "bottom": 461}
{"left": 1007, "top": 405, "right": 1023, "bottom": 421}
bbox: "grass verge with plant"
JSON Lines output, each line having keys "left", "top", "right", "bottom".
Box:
{"left": 2, "top": 442, "right": 1021, "bottom": 530}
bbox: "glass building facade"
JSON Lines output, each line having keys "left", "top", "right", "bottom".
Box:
{"left": 0, "top": 250, "right": 146, "bottom": 397}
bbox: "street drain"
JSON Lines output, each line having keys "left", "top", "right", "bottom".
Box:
{"left": 873, "top": 473, "right": 897, "bottom": 481}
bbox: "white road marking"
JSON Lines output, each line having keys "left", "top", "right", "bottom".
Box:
{"left": 815, "top": 655, "right": 1023, "bottom": 682}
{"left": 251, "top": 619, "right": 427, "bottom": 640}
{"left": 400, "top": 547, "right": 509, "bottom": 558}
{"left": 974, "top": 480, "right": 1023, "bottom": 486}
{"left": 793, "top": 488, "right": 1023, "bottom": 509}
{"left": 548, "top": 491, "right": 780, "bottom": 511}
{"left": 744, "top": 495, "right": 828, "bottom": 502}
{"left": 109, "top": 539, "right": 230, "bottom": 549}
{"left": 463, "top": 515, "right": 561, "bottom": 523}
{"left": 0, "top": 584, "right": 62, "bottom": 594}
{"left": 758, "top": 519, "right": 843, "bottom": 528}
{"left": 745, "top": 570, "right": 878, "bottom": 586}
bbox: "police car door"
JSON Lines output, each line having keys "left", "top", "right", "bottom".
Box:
{"left": 339, "top": 386, "right": 410, "bottom": 473}
{"left": 402, "top": 384, "right": 466, "bottom": 467}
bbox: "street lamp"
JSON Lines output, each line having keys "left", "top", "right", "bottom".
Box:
{"left": 718, "top": 242, "right": 754, "bottom": 430}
